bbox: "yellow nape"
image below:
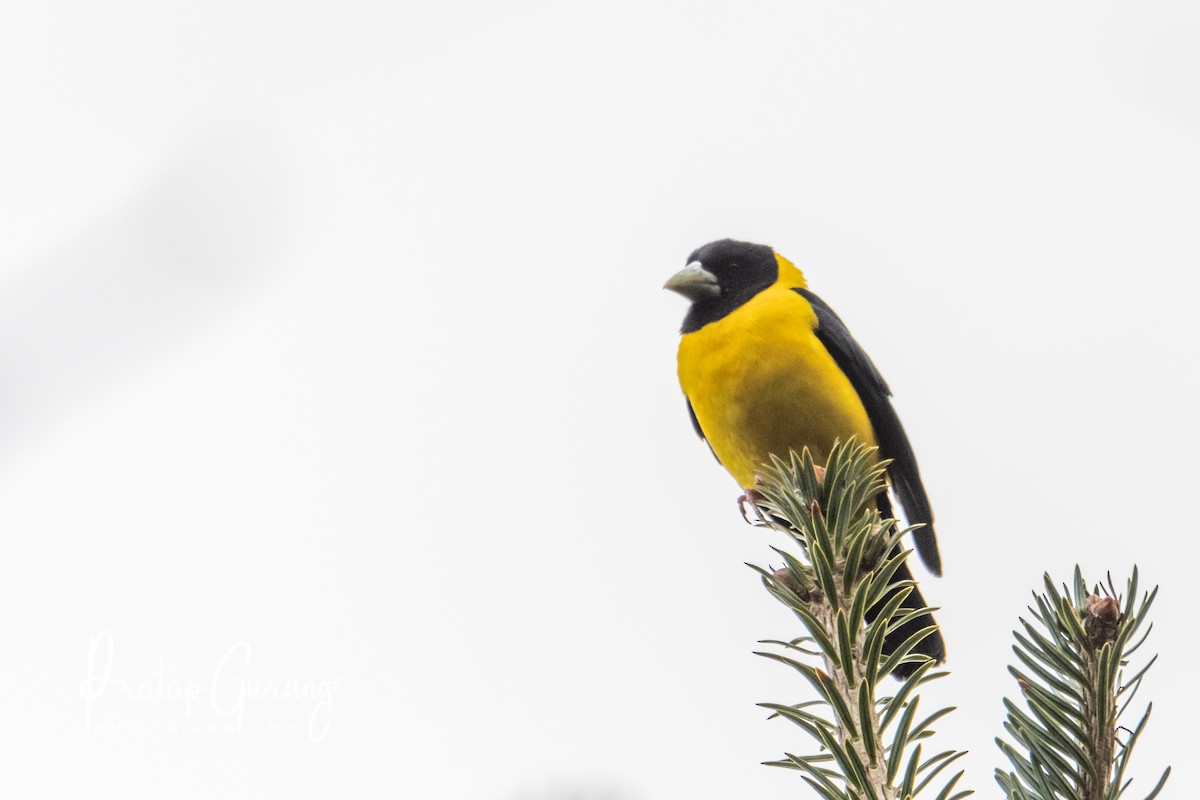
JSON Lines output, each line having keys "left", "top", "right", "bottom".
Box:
{"left": 774, "top": 251, "right": 808, "bottom": 290}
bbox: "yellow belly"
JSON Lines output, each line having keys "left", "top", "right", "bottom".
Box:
{"left": 678, "top": 285, "right": 876, "bottom": 488}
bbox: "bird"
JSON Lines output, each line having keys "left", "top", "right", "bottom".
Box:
{"left": 664, "top": 238, "right": 944, "bottom": 677}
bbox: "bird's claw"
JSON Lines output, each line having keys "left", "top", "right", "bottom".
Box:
{"left": 738, "top": 489, "right": 766, "bottom": 524}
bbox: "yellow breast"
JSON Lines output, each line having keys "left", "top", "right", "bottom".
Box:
{"left": 677, "top": 285, "right": 877, "bottom": 488}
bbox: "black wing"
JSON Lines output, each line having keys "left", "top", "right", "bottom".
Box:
{"left": 795, "top": 288, "right": 942, "bottom": 576}
{"left": 686, "top": 399, "right": 721, "bottom": 462}
{"left": 687, "top": 399, "right": 705, "bottom": 439}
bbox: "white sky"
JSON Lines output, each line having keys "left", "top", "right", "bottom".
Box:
{"left": 1, "top": 2, "right": 1197, "bottom": 797}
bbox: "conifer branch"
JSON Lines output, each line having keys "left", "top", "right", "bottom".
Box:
{"left": 741, "top": 441, "right": 1170, "bottom": 799}
{"left": 995, "top": 568, "right": 1170, "bottom": 800}
{"left": 750, "top": 440, "right": 970, "bottom": 800}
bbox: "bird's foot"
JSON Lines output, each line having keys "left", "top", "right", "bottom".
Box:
{"left": 738, "top": 489, "right": 766, "bottom": 524}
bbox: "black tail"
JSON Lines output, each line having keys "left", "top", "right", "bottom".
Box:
{"left": 871, "top": 493, "right": 943, "bottom": 678}
{"left": 869, "top": 552, "right": 944, "bottom": 679}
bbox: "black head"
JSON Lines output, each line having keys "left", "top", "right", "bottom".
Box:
{"left": 664, "top": 239, "right": 779, "bottom": 333}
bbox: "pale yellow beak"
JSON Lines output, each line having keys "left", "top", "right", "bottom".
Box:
{"left": 663, "top": 261, "right": 720, "bottom": 302}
